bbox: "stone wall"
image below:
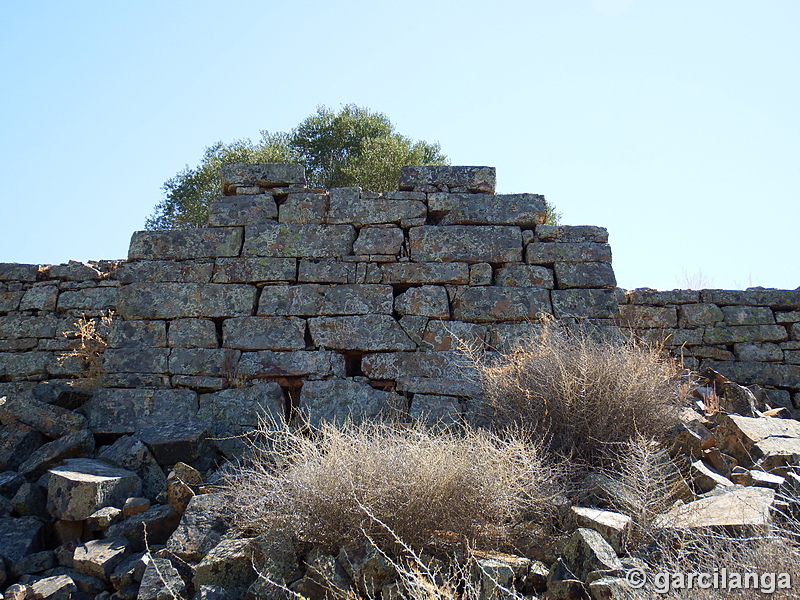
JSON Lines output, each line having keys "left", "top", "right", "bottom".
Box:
{"left": 1, "top": 164, "right": 798, "bottom": 441}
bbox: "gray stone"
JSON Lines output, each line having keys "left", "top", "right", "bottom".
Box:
{"left": 27, "top": 575, "right": 78, "bottom": 599}
{"left": 73, "top": 538, "right": 129, "bottom": 582}
{"left": 678, "top": 303, "right": 724, "bottom": 327}
{"left": 212, "top": 257, "right": 296, "bottom": 284}
{"left": 470, "top": 552, "right": 529, "bottom": 600}
{"left": 0, "top": 395, "right": 87, "bottom": 438}
{"left": 563, "top": 528, "right": 623, "bottom": 581}
{"left": 166, "top": 493, "right": 233, "bottom": 561}
{"left": 11, "top": 481, "right": 47, "bottom": 517}
{"left": 451, "top": 287, "right": 551, "bottom": 322}
{"left": 570, "top": 507, "right": 632, "bottom": 555}
{"left": 495, "top": 264, "right": 553, "bottom": 288}
{"left": 168, "top": 318, "right": 218, "bottom": 348}
{"left": 169, "top": 347, "right": 241, "bottom": 376}
{"left": 20, "top": 285, "right": 59, "bottom": 311}
{"left": 0, "top": 516, "right": 43, "bottom": 564}
{"left": 428, "top": 192, "right": 546, "bottom": 226}
{"left": 394, "top": 285, "right": 450, "bottom": 318}
{"left": 526, "top": 242, "right": 612, "bottom": 264}
{"left": 555, "top": 262, "right": 616, "bottom": 289}
{"left": 0, "top": 315, "right": 57, "bottom": 339}
{"left": 734, "top": 342, "right": 783, "bottom": 361}
{"left": 117, "top": 283, "right": 257, "bottom": 318}
{"left": 378, "top": 261, "right": 470, "bottom": 284}
{"left": 49, "top": 261, "right": 101, "bottom": 281}
{"left": 0, "top": 262, "right": 39, "bottom": 281}
{"left": 98, "top": 436, "right": 168, "bottom": 501}
{"left": 0, "top": 289, "right": 24, "bottom": 312}
{"left": 689, "top": 459, "right": 734, "bottom": 493}
{"left": 721, "top": 305, "right": 775, "bottom": 325}
{"left": 653, "top": 486, "right": 775, "bottom": 532}
{"left": 81, "top": 388, "right": 198, "bottom": 435}
{"left": 551, "top": 289, "right": 619, "bottom": 318}
{"left": 339, "top": 539, "right": 397, "bottom": 597}
{"left": 11, "top": 550, "right": 56, "bottom": 576}
{"left": 328, "top": 188, "right": 426, "bottom": 226}
{"left": 409, "top": 394, "right": 462, "bottom": 427}
{"left": 298, "top": 379, "right": 405, "bottom": 427}
{"left": 104, "top": 504, "right": 181, "bottom": 551}
{"left": 469, "top": 262, "right": 492, "bottom": 285}
{"left": 298, "top": 259, "right": 357, "bottom": 284}
{"left": 138, "top": 556, "right": 188, "bottom": 600}
{"left": 588, "top": 577, "right": 642, "bottom": 600}
{"left": 237, "top": 350, "right": 344, "bottom": 378}
{"left": 535, "top": 225, "right": 609, "bottom": 243}
{"left": 421, "top": 320, "right": 487, "bottom": 351}
{"left": 18, "top": 428, "right": 95, "bottom": 478}
{"left": 618, "top": 305, "right": 677, "bottom": 328}
{"left": 243, "top": 223, "right": 355, "bottom": 257}
{"left": 409, "top": 226, "right": 522, "bottom": 263}
{"left": 137, "top": 419, "right": 210, "bottom": 465}
{"left": 113, "top": 260, "right": 214, "bottom": 283}
{"left": 396, "top": 376, "right": 480, "bottom": 397}
{"left": 47, "top": 459, "right": 142, "bottom": 520}
{"left": 199, "top": 381, "right": 285, "bottom": 429}
{"left": 702, "top": 288, "right": 800, "bottom": 309}
{"left": 399, "top": 165, "right": 496, "bottom": 193}
{"left": 0, "top": 351, "right": 52, "bottom": 377}
{"left": 193, "top": 537, "right": 257, "bottom": 591}
{"left": 279, "top": 192, "right": 329, "bottom": 223}
{"left": 102, "top": 347, "right": 169, "bottom": 373}
{"left": 221, "top": 163, "right": 306, "bottom": 192}
{"left": 249, "top": 529, "right": 303, "bottom": 597}
{"left": 0, "top": 421, "right": 48, "bottom": 471}
{"left": 361, "top": 351, "right": 464, "bottom": 380}
{"left": 208, "top": 194, "right": 278, "bottom": 226}
{"left": 107, "top": 320, "right": 166, "bottom": 348}
{"left": 353, "top": 226, "right": 404, "bottom": 255}
{"left": 223, "top": 316, "right": 306, "bottom": 350}
{"left": 309, "top": 315, "right": 415, "bottom": 351}
{"left": 257, "top": 284, "right": 393, "bottom": 316}
{"left": 129, "top": 227, "right": 243, "bottom": 260}
{"left": 86, "top": 506, "right": 122, "bottom": 531}
{"left": 702, "top": 360, "right": 800, "bottom": 389}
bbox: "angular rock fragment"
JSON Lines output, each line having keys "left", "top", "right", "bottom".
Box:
{"left": 193, "top": 537, "right": 257, "bottom": 590}
{"left": 166, "top": 493, "right": 233, "bottom": 561}
{"left": 563, "top": 527, "right": 623, "bottom": 581}
{"left": 570, "top": 507, "right": 632, "bottom": 555}
{"left": 104, "top": 504, "right": 181, "bottom": 552}
{"left": 98, "top": 436, "right": 166, "bottom": 501}
{"left": 0, "top": 395, "right": 87, "bottom": 438}
{"left": 47, "top": 459, "right": 142, "bottom": 521}
{"left": 298, "top": 379, "right": 405, "bottom": 428}
{"left": 139, "top": 556, "right": 188, "bottom": 600}
{"left": 653, "top": 485, "right": 775, "bottom": 532}
{"left": 73, "top": 537, "right": 129, "bottom": 582}
{"left": 18, "top": 428, "right": 95, "bottom": 478}
{"left": 136, "top": 419, "right": 210, "bottom": 466}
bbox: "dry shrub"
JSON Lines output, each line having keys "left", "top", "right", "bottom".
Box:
{"left": 469, "top": 319, "right": 688, "bottom": 466}
{"left": 225, "top": 420, "right": 563, "bottom": 551}
{"left": 59, "top": 311, "right": 113, "bottom": 387}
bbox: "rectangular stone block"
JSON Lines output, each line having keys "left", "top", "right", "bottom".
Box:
{"left": 102, "top": 347, "right": 169, "bottom": 373}
{"left": 20, "top": 285, "right": 58, "bottom": 311}
{"left": 399, "top": 166, "right": 496, "bottom": 193}
{"left": 221, "top": 163, "right": 306, "bottom": 194}
{"left": 0, "top": 315, "right": 57, "bottom": 339}
{"left": 243, "top": 223, "right": 355, "bottom": 258}
{"left": 703, "top": 325, "right": 788, "bottom": 344}
{"left": 526, "top": 242, "right": 612, "bottom": 264}
{"left": 618, "top": 305, "right": 678, "bottom": 328}
{"left": 361, "top": 351, "right": 463, "bottom": 380}
{"left": 353, "top": 226, "right": 404, "bottom": 255}
{"left": 551, "top": 289, "right": 620, "bottom": 318}
{"left": 327, "top": 187, "right": 426, "bottom": 226}
{"left": 488, "top": 323, "right": 546, "bottom": 351}
{"left": 47, "top": 459, "right": 142, "bottom": 520}
{"left": 702, "top": 289, "right": 800, "bottom": 309}
{"left": 678, "top": 303, "right": 724, "bottom": 327}
{"left": 775, "top": 310, "right": 800, "bottom": 323}
{"left": 409, "top": 226, "right": 522, "bottom": 263}
{"left": 703, "top": 360, "right": 800, "bottom": 389}
{"left": 257, "top": 284, "right": 393, "bottom": 316}
{"left": 734, "top": 342, "right": 783, "bottom": 362}
{"left": 0, "top": 263, "right": 39, "bottom": 282}
{"left": 208, "top": 194, "right": 277, "bottom": 226}
{"left": 298, "top": 259, "right": 356, "bottom": 284}
{"left": 82, "top": 388, "right": 198, "bottom": 435}
{"left": 0, "top": 291, "right": 22, "bottom": 312}
{"left": 169, "top": 348, "right": 241, "bottom": 376}
{"left": 634, "top": 328, "right": 704, "bottom": 347}
{"left": 396, "top": 376, "right": 481, "bottom": 397}
{"left": 451, "top": 287, "right": 552, "bottom": 322}
{"left": 57, "top": 288, "right": 118, "bottom": 313}
{"left": 168, "top": 319, "right": 218, "bottom": 348}
{"left": 48, "top": 261, "right": 101, "bottom": 281}
{"left": 278, "top": 192, "right": 329, "bottom": 224}
{"left": 421, "top": 321, "right": 488, "bottom": 351}
{"left": 128, "top": 228, "right": 243, "bottom": 260}
{"left": 117, "top": 283, "right": 256, "bottom": 319}
{"left": 554, "top": 262, "right": 616, "bottom": 289}
{"left": 495, "top": 265, "right": 553, "bottom": 288}
{"left": 379, "top": 262, "right": 470, "bottom": 284}
{"left": 298, "top": 379, "right": 404, "bottom": 428}
{"left": 428, "top": 193, "right": 546, "bottom": 226}
{"left": 721, "top": 306, "right": 775, "bottom": 325}
{"left": 212, "top": 257, "right": 296, "bottom": 283}
{"left": 3, "top": 351, "right": 54, "bottom": 378}
{"left": 113, "top": 261, "right": 214, "bottom": 283}
{"left": 308, "top": 315, "right": 415, "bottom": 351}
{"left": 535, "top": 225, "right": 609, "bottom": 243}
{"left": 626, "top": 289, "right": 700, "bottom": 305}
{"left": 394, "top": 285, "right": 450, "bottom": 318}
{"left": 107, "top": 320, "right": 166, "bottom": 348}
{"left": 222, "top": 316, "right": 306, "bottom": 350}
{"left": 237, "top": 350, "right": 344, "bottom": 378}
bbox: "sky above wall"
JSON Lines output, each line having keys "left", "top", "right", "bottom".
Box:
{"left": 1, "top": 1, "right": 798, "bottom": 291}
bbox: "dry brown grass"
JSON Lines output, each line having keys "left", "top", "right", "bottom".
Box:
{"left": 468, "top": 319, "right": 689, "bottom": 466}
{"left": 58, "top": 311, "right": 113, "bottom": 388}
{"left": 224, "top": 420, "right": 564, "bottom": 552}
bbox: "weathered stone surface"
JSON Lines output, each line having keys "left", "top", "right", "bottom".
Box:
{"left": 168, "top": 318, "right": 218, "bottom": 348}
{"left": 0, "top": 516, "right": 43, "bottom": 563}
{"left": 20, "top": 285, "right": 59, "bottom": 311}
{"left": 495, "top": 264, "right": 553, "bottom": 288}
{"left": 193, "top": 537, "right": 257, "bottom": 590}
{"left": 654, "top": 486, "right": 774, "bottom": 531}
{"left": 107, "top": 320, "right": 166, "bottom": 349}
{"left": 279, "top": 192, "right": 329, "bottom": 224}
{"left": 551, "top": 289, "right": 619, "bottom": 318}
{"left": 199, "top": 381, "right": 285, "bottom": 428}
{"left": 298, "top": 258, "right": 357, "bottom": 284}
{"left": 677, "top": 303, "right": 724, "bottom": 327}
{"left": 410, "top": 226, "right": 522, "bottom": 263}
{"left": 258, "top": 284, "right": 393, "bottom": 316}
{"left": 243, "top": 223, "right": 355, "bottom": 257}
{"left": 570, "top": 507, "right": 632, "bottom": 555}
{"left": 396, "top": 376, "right": 480, "bottom": 397}
{"left": 73, "top": 537, "right": 128, "bottom": 582}
{"left": 290, "top": 548, "right": 351, "bottom": 600}
{"left": 554, "top": 262, "right": 616, "bottom": 289}
{"left": 0, "top": 315, "right": 57, "bottom": 339}
{"left": 527, "top": 242, "right": 611, "bottom": 264}
{"left": 0, "top": 395, "right": 87, "bottom": 438}
{"left": 451, "top": 287, "right": 551, "bottom": 322}
{"left": 563, "top": 527, "right": 623, "bottom": 581}
{"left": 0, "top": 351, "right": 52, "bottom": 377}
{"left": 535, "top": 225, "right": 609, "bottom": 243}
{"left": 49, "top": 261, "right": 101, "bottom": 281}
{"left": 421, "top": 320, "right": 487, "bottom": 351}
{"left": 11, "top": 480, "right": 47, "bottom": 517}
{"left": 379, "top": 261, "right": 470, "bottom": 284}
{"left": 18, "top": 428, "right": 95, "bottom": 478}
{"left": 237, "top": 350, "right": 344, "bottom": 378}
{"left": 734, "top": 342, "right": 783, "bottom": 361}
{"left": 399, "top": 165, "right": 496, "bottom": 193}
{"left": 27, "top": 574, "right": 78, "bottom": 599}
{"left": 103, "top": 347, "right": 169, "bottom": 373}
{"left": 704, "top": 324, "right": 788, "bottom": 344}
{"left": 208, "top": 194, "right": 278, "bottom": 226}
{"left": 0, "top": 421, "right": 47, "bottom": 471}
{"left": 716, "top": 414, "right": 800, "bottom": 461}
{"left": 117, "top": 283, "right": 257, "bottom": 319}
{"left": 309, "top": 315, "right": 415, "bottom": 351}
{"left": 704, "top": 360, "right": 800, "bottom": 391}
{"left": 353, "top": 226, "right": 404, "bottom": 255}
{"left": 81, "top": 388, "right": 198, "bottom": 435}
{"left": 223, "top": 316, "right": 306, "bottom": 350}
{"left": 470, "top": 552, "right": 529, "bottom": 600}
{"left": 0, "top": 470, "right": 25, "bottom": 496}
{"left": 47, "top": 459, "right": 142, "bottom": 520}
{"left": 166, "top": 462, "right": 202, "bottom": 516}
{"left": 702, "top": 288, "right": 800, "bottom": 308}
{"left": 249, "top": 529, "right": 303, "bottom": 596}
{"left": 11, "top": 549, "right": 56, "bottom": 576}
{"left": 298, "top": 379, "right": 405, "bottom": 427}
{"left": 721, "top": 305, "right": 775, "bottom": 325}
{"left": 169, "top": 347, "right": 240, "bottom": 376}
{"left": 167, "top": 493, "right": 233, "bottom": 561}
{"left": 626, "top": 288, "right": 701, "bottom": 305}
{"left": 221, "top": 163, "right": 306, "bottom": 192}
{"left": 138, "top": 556, "right": 188, "bottom": 600}
{"left": 137, "top": 419, "right": 210, "bottom": 465}
{"left": 129, "top": 227, "right": 243, "bottom": 261}
{"left": 618, "top": 305, "right": 677, "bottom": 328}
{"left": 0, "top": 262, "right": 39, "bottom": 281}
{"left": 86, "top": 506, "right": 122, "bottom": 531}
{"left": 212, "top": 257, "right": 296, "bottom": 284}
{"left": 113, "top": 260, "right": 214, "bottom": 283}
{"left": 361, "top": 351, "right": 463, "bottom": 380}
{"left": 409, "top": 394, "right": 462, "bottom": 426}
{"left": 104, "top": 504, "right": 181, "bottom": 551}
{"left": 339, "top": 539, "right": 397, "bottom": 596}
{"left": 0, "top": 289, "right": 23, "bottom": 312}
{"left": 469, "top": 262, "right": 492, "bottom": 285}
{"left": 428, "top": 192, "right": 546, "bottom": 226}
{"left": 394, "top": 285, "right": 450, "bottom": 318}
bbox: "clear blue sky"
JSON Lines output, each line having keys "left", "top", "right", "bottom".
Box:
{"left": 1, "top": 1, "right": 798, "bottom": 291}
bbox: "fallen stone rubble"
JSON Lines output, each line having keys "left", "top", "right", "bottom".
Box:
{"left": 0, "top": 368, "right": 798, "bottom": 600}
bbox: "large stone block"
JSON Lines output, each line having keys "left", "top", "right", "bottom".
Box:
{"left": 451, "top": 287, "right": 552, "bottom": 322}
{"left": 278, "top": 192, "right": 329, "bottom": 223}
{"left": 168, "top": 318, "right": 218, "bottom": 348}
{"left": 298, "top": 379, "right": 405, "bottom": 427}
{"left": 495, "top": 265, "right": 553, "bottom": 288}
{"left": 702, "top": 289, "right": 800, "bottom": 308}
{"left": 361, "top": 351, "right": 463, "bottom": 380}
{"left": 394, "top": 285, "right": 450, "bottom": 318}
{"left": 626, "top": 288, "right": 700, "bottom": 305}
{"left": 199, "top": 381, "right": 285, "bottom": 428}
{"left": 703, "top": 325, "right": 788, "bottom": 344}
{"left": 409, "top": 226, "right": 522, "bottom": 263}
{"left": 399, "top": 165, "right": 496, "bottom": 193}
{"left": 0, "top": 516, "right": 44, "bottom": 564}
{"left": 57, "top": 287, "right": 118, "bottom": 312}
{"left": 49, "top": 261, "right": 101, "bottom": 281}
{"left": 551, "top": 289, "right": 619, "bottom": 318}
{"left": 721, "top": 305, "right": 775, "bottom": 325}
{"left": 117, "top": 283, "right": 257, "bottom": 318}
{"left": 73, "top": 538, "right": 129, "bottom": 582}
{"left": 137, "top": 419, "right": 210, "bottom": 465}
{"left": 409, "top": 394, "right": 462, "bottom": 426}
{"left": 618, "top": 305, "right": 678, "bottom": 328}
{"left": 0, "top": 395, "right": 87, "bottom": 438}
{"left": 208, "top": 194, "right": 277, "bottom": 226}
{"left": 113, "top": 260, "right": 214, "bottom": 283}
{"left": 678, "top": 303, "right": 724, "bottom": 327}
{"left": 535, "top": 225, "right": 609, "bottom": 243}
{"left": 0, "top": 421, "right": 47, "bottom": 471}
{"left": 107, "top": 320, "right": 166, "bottom": 348}
{"left": 379, "top": 262, "right": 470, "bottom": 284}
{"left": 169, "top": 347, "right": 241, "bottom": 376}
{"left": 221, "top": 163, "right": 306, "bottom": 193}
{"left": 309, "top": 315, "right": 415, "bottom": 351}
{"left": 212, "top": 257, "right": 296, "bottom": 283}
{"left": 428, "top": 193, "right": 546, "bottom": 226}
{"left": 702, "top": 360, "right": 800, "bottom": 389}
{"left": 298, "top": 259, "right": 357, "bottom": 283}
{"left": 258, "top": 284, "right": 393, "bottom": 316}
{"left": 128, "top": 228, "right": 243, "bottom": 260}
{"left": 81, "top": 388, "right": 198, "bottom": 435}
{"left": 243, "top": 223, "right": 355, "bottom": 257}
{"left": 353, "top": 226, "right": 404, "bottom": 255}
{"left": 554, "top": 262, "right": 616, "bottom": 289}
{"left": 166, "top": 493, "right": 234, "bottom": 561}
{"left": 0, "top": 315, "right": 57, "bottom": 339}
{"left": 0, "top": 290, "right": 22, "bottom": 312}
{"left": 421, "top": 320, "right": 487, "bottom": 351}
{"left": 0, "top": 263, "right": 39, "bottom": 282}
{"left": 98, "top": 436, "right": 166, "bottom": 501}
{"left": 237, "top": 350, "right": 345, "bottom": 378}
{"left": 47, "top": 458, "right": 142, "bottom": 520}
{"left": 327, "top": 187, "right": 426, "bottom": 226}
{"left": 20, "top": 285, "right": 58, "bottom": 311}
{"left": 526, "top": 242, "right": 612, "bottom": 264}
{"left": 0, "top": 351, "right": 52, "bottom": 377}
{"left": 222, "top": 316, "right": 306, "bottom": 350}
{"left": 102, "top": 347, "right": 169, "bottom": 373}
{"left": 653, "top": 486, "right": 774, "bottom": 531}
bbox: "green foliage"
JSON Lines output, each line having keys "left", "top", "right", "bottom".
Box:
{"left": 146, "top": 105, "right": 448, "bottom": 229}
